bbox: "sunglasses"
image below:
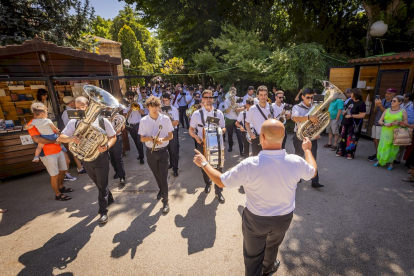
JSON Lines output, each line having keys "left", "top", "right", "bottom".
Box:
{"left": 278, "top": 96, "right": 284, "bottom": 99}
{"left": 305, "top": 96, "right": 314, "bottom": 100}
{"left": 203, "top": 96, "right": 213, "bottom": 99}
{"left": 392, "top": 100, "right": 398, "bottom": 102}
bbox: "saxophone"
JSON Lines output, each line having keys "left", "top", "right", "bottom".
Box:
{"left": 296, "top": 81, "right": 345, "bottom": 141}
{"left": 69, "top": 85, "right": 120, "bottom": 161}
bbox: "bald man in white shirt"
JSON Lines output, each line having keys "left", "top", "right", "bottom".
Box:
{"left": 193, "top": 119, "right": 317, "bottom": 276}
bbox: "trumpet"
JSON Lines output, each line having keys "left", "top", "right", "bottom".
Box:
{"left": 151, "top": 125, "right": 163, "bottom": 153}
{"left": 131, "top": 102, "right": 141, "bottom": 111}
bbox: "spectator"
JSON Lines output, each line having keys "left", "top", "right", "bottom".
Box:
{"left": 374, "top": 95, "right": 407, "bottom": 170}
{"left": 344, "top": 88, "right": 352, "bottom": 105}
{"left": 394, "top": 93, "right": 414, "bottom": 164}
{"left": 400, "top": 120, "right": 414, "bottom": 184}
{"left": 336, "top": 89, "right": 366, "bottom": 159}
{"left": 324, "top": 93, "right": 344, "bottom": 151}
{"left": 27, "top": 103, "right": 74, "bottom": 201}
{"left": 32, "top": 88, "right": 55, "bottom": 120}
{"left": 368, "top": 88, "right": 397, "bottom": 161}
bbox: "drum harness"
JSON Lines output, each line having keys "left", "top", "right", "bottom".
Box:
{"left": 198, "top": 109, "right": 222, "bottom": 167}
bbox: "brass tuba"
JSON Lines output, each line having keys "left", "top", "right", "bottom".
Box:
{"left": 296, "top": 81, "right": 345, "bottom": 141}
{"left": 69, "top": 85, "right": 120, "bottom": 161}
{"left": 226, "top": 90, "right": 240, "bottom": 115}
{"left": 110, "top": 103, "right": 126, "bottom": 134}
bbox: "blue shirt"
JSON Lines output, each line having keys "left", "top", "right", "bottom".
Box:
{"left": 328, "top": 99, "right": 344, "bottom": 120}
{"left": 406, "top": 105, "right": 414, "bottom": 125}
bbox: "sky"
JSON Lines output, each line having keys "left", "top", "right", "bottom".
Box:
{"left": 81, "top": 0, "right": 129, "bottom": 19}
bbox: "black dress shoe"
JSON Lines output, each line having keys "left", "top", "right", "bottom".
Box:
{"left": 311, "top": 183, "right": 324, "bottom": 188}
{"left": 140, "top": 159, "right": 145, "bottom": 164}
{"left": 216, "top": 193, "right": 225, "bottom": 204}
{"left": 157, "top": 191, "right": 162, "bottom": 200}
{"left": 99, "top": 214, "right": 108, "bottom": 224}
{"left": 173, "top": 169, "right": 178, "bottom": 177}
{"left": 113, "top": 172, "right": 119, "bottom": 179}
{"left": 228, "top": 146, "right": 233, "bottom": 152}
{"left": 263, "top": 259, "right": 280, "bottom": 276}
{"left": 162, "top": 203, "right": 170, "bottom": 213}
{"left": 240, "top": 151, "right": 244, "bottom": 157}
{"left": 204, "top": 184, "right": 211, "bottom": 194}
{"left": 120, "top": 178, "right": 125, "bottom": 184}
{"left": 108, "top": 198, "right": 115, "bottom": 206}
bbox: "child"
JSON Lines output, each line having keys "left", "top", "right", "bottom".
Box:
{"left": 27, "top": 104, "right": 61, "bottom": 162}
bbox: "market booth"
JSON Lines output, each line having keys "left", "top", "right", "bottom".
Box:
{"left": 0, "top": 38, "right": 122, "bottom": 179}
{"left": 329, "top": 52, "right": 414, "bottom": 137}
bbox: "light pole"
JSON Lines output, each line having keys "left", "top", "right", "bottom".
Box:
{"left": 370, "top": 20, "right": 388, "bottom": 55}
{"left": 123, "top": 59, "right": 131, "bottom": 90}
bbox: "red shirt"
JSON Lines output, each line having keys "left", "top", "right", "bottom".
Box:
{"left": 27, "top": 120, "right": 62, "bottom": 156}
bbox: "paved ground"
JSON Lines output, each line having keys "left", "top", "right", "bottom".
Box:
{"left": 1, "top": 128, "right": 414, "bottom": 276}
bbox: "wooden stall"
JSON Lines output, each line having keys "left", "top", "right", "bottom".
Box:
{"left": 329, "top": 52, "right": 414, "bottom": 137}
{"left": 0, "top": 38, "right": 122, "bottom": 179}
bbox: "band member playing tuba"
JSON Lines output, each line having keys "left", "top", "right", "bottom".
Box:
{"left": 58, "top": 96, "right": 117, "bottom": 224}
{"left": 124, "top": 91, "right": 145, "bottom": 164}
{"left": 189, "top": 89, "right": 227, "bottom": 204}
{"left": 139, "top": 96, "right": 174, "bottom": 213}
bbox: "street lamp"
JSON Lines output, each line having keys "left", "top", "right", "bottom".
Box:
{"left": 370, "top": 20, "right": 388, "bottom": 54}
{"left": 123, "top": 59, "right": 131, "bottom": 90}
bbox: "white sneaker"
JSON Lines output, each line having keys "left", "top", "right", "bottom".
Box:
{"left": 32, "top": 156, "right": 40, "bottom": 162}
{"left": 64, "top": 173, "right": 77, "bottom": 181}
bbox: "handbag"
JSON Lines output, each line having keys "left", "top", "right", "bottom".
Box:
{"left": 393, "top": 127, "right": 413, "bottom": 146}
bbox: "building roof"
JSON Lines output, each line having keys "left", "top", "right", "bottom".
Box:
{"left": 93, "top": 36, "right": 122, "bottom": 45}
{"left": 348, "top": 52, "right": 414, "bottom": 65}
{"left": 0, "top": 37, "right": 121, "bottom": 64}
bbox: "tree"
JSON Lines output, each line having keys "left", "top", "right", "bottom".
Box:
{"left": 0, "top": 0, "right": 95, "bottom": 49}
{"left": 91, "top": 16, "right": 112, "bottom": 39}
{"left": 118, "top": 25, "right": 147, "bottom": 73}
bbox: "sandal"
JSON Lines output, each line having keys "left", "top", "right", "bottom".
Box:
{"left": 55, "top": 194, "right": 71, "bottom": 201}
{"left": 59, "top": 187, "right": 74, "bottom": 193}
{"left": 0, "top": 209, "right": 8, "bottom": 213}
{"left": 331, "top": 146, "right": 337, "bottom": 151}
{"left": 402, "top": 176, "right": 414, "bottom": 182}
{"left": 323, "top": 144, "right": 332, "bottom": 148}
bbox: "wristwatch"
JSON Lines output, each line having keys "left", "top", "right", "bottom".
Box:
{"left": 201, "top": 161, "right": 209, "bottom": 168}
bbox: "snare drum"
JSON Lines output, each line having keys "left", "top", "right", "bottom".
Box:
{"left": 203, "top": 125, "right": 225, "bottom": 168}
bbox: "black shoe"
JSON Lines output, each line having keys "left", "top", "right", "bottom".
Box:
{"left": 99, "top": 214, "right": 108, "bottom": 224}
{"left": 240, "top": 151, "right": 244, "bottom": 157}
{"left": 140, "top": 158, "right": 144, "bottom": 164}
{"left": 162, "top": 203, "right": 170, "bottom": 213}
{"left": 120, "top": 178, "right": 125, "bottom": 184}
{"left": 228, "top": 146, "right": 233, "bottom": 152}
{"left": 173, "top": 169, "right": 178, "bottom": 177}
{"left": 368, "top": 154, "right": 377, "bottom": 161}
{"left": 108, "top": 198, "right": 115, "bottom": 206}
{"left": 204, "top": 184, "right": 211, "bottom": 194}
{"left": 311, "top": 183, "right": 324, "bottom": 188}
{"left": 157, "top": 191, "right": 162, "bottom": 200}
{"left": 169, "top": 164, "right": 173, "bottom": 169}
{"left": 215, "top": 193, "right": 225, "bottom": 204}
{"left": 394, "top": 160, "right": 401, "bottom": 165}
{"left": 263, "top": 260, "right": 280, "bottom": 276}
{"left": 113, "top": 173, "right": 119, "bottom": 179}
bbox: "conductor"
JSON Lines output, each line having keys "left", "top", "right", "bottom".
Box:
{"left": 193, "top": 119, "right": 317, "bottom": 276}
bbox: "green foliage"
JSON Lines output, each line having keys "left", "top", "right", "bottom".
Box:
{"left": 0, "top": 0, "right": 95, "bottom": 50}
{"left": 91, "top": 16, "right": 112, "bottom": 39}
{"left": 118, "top": 25, "right": 147, "bottom": 73}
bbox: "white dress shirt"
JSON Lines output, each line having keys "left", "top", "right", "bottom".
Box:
{"left": 220, "top": 149, "right": 316, "bottom": 216}
{"left": 138, "top": 113, "right": 174, "bottom": 148}
{"left": 245, "top": 103, "right": 274, "bottom": 135}
{"left": 163, "top": 105, "right": 179, "bottom": 129}
{"left": 237, "top": 110, "right": 252, "bottom": 129}
{"left": 62, "top": 118, "right": 116, "bottom": 138}
{"left": 123, "top": 103, "right": 144, "bottom": 124}
{"left": 190, "top": 106, "right": 225, "bottom": 139}
{"left": 292, "top": 101, "right": 313, "bottom": 132}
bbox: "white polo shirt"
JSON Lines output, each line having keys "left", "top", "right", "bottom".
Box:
{"left": 138, "top": 113, "right": 174, "bottom": 148}
{"left": 243, "top": 93, "right": 259, "bottom": 105}
{"left": 245, "top": 102, "right": 274, "bottom": 135}
{"left": 163, "top": 105, "right": 179, "bottom": 129}
{"left": 221, "top": 149, "right": 316, "bottom": 216}
{"left": 222, "top": 98, "right": 243, "bottom": 120}
{"left": 123, "top": 103, "right": 144, "bottom": 124}
{"left": 190, "top": 106, "right": 225, "bottom": 139}
{"left": 62, "top": 118, "right": 116, "bottom": 138}
{"left": 292, "top": 101, "right": 312, "bottom": 132}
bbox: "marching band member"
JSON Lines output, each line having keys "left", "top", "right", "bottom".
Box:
{"left": 223, "top": 88, "right": 244, "bottom": 155}
{"left": 272, "top": 90, "right": 291, "bottom": 149}
{"left": 108, "top": 110, "right": 126, "bottom": 184}
{"left": 189, "top": 89, "right": 227, "bottom": 203}
{"left": 243, "top": 86, "right": 259, "bottom": 106}
{"left": 236, "top": 97, "right": 254, "bottom": 158}
{"left": 291, "top": 88, "right": 323, "bottom": 188}
{"left": 162, "top": 93, "right": 180, "bottom": 177}
{"left": 139, "top": 86, "right": 149, "bottom": 115}
{"left": 173, "top": 85, "right": 190, "bottom": 129}
{"left": 245, "top": 86, "right": 275, "bottom": 156}
{"left": 123, "top": 91, "right": 145, "bottom": 164}
{"left": 139, "top": 96, "right": 174, "bottom": 213}
{"left": 58, "top": 96, "right": 117, "bottom": 224}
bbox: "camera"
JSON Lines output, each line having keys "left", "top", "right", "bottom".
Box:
{"left": 194, "top": 99, "right": 200, "bottom": 104}
{"left": 180, "top": 92, "right": 186, "bottom": 96}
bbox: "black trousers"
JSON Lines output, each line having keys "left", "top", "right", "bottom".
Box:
{"left": 109, "top": 135, "right": 125, "bottom": 178}
{"left": 82, "top": 153, "right": 113, "bottom": 215}
{"left": 226, "top": 118, "right": 243, "bottom": 153}
{"left": 241, "top": 131, "right": 251, "bottom": 158}
{"left": 126, "top": 123, "right": 144, "bottom": 159}
{"left": 242, "top": 208, "right": 293, "bottom": 276}
{"left": 178, "top": 105, "right": 189, "bottom": 128}
{"left": 168, "top": 129, "right": 179, "bottom": 170}
{"left": 196, "top": 143, "right": 223, "bottom": 194}
{"left": 282, "top": 128, "right": 287, "bottom": 150}
{"left": 146, "top": 147, "right": 169, "bottom": 204}
{"left": 251, "top": 137, "right": 262, "bottom": 156}
{"left": 293, "top": 135, "right": 319, "bottom": 183}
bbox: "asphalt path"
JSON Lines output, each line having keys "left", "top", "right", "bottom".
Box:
{"left": 0, "top": 127, "right": 413, "bottom": 275}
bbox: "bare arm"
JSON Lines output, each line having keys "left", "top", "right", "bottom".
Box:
{"left": 171, "top": 120, "right": 179, "bottom": 127}
{"left": 302, "top": 138, "right": 317, "bottom": 178}
{"left": 32, "top": 135, "right": 57, "bottom": 144}
{"left": 193, "top": 149, "right": 224, "bottom": 188}
{"left": 189, "top": 126, "right": 203, "bottom": 144}
{"left": 378, "top": 110, "right": 387, "bottom": 126}
{"left": 336, "top": 109, "right": 342, "bottom": 121}
{"left": 245, "top": 122, "right": 256, "bottom": 139}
